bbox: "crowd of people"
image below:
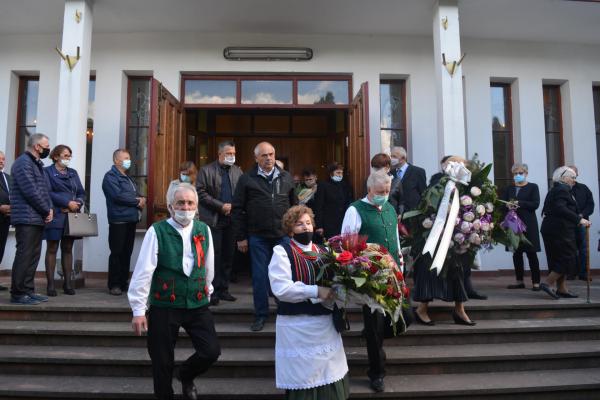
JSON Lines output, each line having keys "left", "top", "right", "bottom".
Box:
{"left": 0, "top": 134, "right": 595, "bottom": 399}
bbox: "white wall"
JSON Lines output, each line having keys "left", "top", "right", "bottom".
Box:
{"left": 0, "top": 30, "right": 599, "bottom": 273}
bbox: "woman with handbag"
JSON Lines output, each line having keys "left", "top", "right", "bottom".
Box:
{"left": 268, "top": 205, "right": 349, "bottom": 400}
{"left": 43, "top": 145, "right": 85, "bottom": 296}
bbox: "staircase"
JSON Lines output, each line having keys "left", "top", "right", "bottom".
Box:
{"left": 0, "top": 276, "right": 599, "bottom": 399}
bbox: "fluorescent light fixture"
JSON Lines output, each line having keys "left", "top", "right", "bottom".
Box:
{"left": 223, "top": 47, "right": 313, "bottom": 61}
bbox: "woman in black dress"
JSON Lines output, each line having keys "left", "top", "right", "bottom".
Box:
{"left": 313, "top": 162, "right": 353, "bottom": 240}
{"left": 540, "top": 166, "right": 591, "bottom": 299}
{"left": 502, "top": 163, "right": 541, "bottom": 291}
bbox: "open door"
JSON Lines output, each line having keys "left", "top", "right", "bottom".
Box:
{"left": 347, "top": 82, "right": 370, "bottom": 199}
{"left": 148, "top": 79, "right": 186, "bottom": 225}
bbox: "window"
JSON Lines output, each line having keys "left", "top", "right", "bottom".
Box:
{"left": 85, "top": 77, "right": 95, "bottom": 203}
{"left": 184, "top": 80, "right": 236, "bottom": 104}
{"left": 490, "top": 83, "right": 514, "bottom": 194}
{"left": 241, "top": 80, "right": 293, "bottom": 104}
{"left": 594, "top": 86, "right": 600, "bottom": 196}
{"left": 543, "top": 85, "right": 564, "bottom": 189}
{"left": 380, "top": 80, "right": 407, "bottom": 154}
{"left": 126, "top": 77, "right": 151, "bottom": 228}
{"left": 297, "top": 81, "right": 349, "bottom": 105}
{"left": 15, "top": 76, "right": 39, "bottom": 156}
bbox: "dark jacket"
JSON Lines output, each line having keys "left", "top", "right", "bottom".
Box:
{"left": 0, "top": 171, "right": 12, "bottom": 225}
{"left": 197, "top": 160, "right": 243, "bottom": 227}
{"left": 394, "top": 164, "right": 426, "bottom": 211}
{"left": 9, "top": 152, "right": 52, "bottom": 226}
{"left": 571, "top": 182, "right": 594, "bottom": 219}
{"left": 388, "top": 177, "right": 404, "bottom": 216}
{"left": 102, "top": 165, "right": 141, "bottom": 224}
{"left": 502, "top": 182, "right": 541, "bottom": 252}
{"left": 541, "top": 183, "right": 580, "bottom": 238}
{"left": 232, "top": 165, "right": 296, "bottom": 240}
{"left": 313, "top": 178, "right": 353, "bottom": 239}
{"left": 44, "top": 164, "right": 86, "bottom": 231}
{"left": 429, "top": 172, "right": 444, "bottom": 187}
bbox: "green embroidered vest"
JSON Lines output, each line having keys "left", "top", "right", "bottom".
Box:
{"left": 149, "top": 220, "right": 210, "bottom": 309}
{"left": 352, "top": 200, "right": 400, "bottom": 266}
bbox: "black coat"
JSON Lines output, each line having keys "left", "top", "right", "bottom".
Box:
{"left": 571, "top": 182, "right": 594, "bottom": 219}
{"left": 232, "top": 165, "right": 296, "bottom": 240}
{"left": 502, "top": 183, "right": 541, "bottom": 252}
{"left": 393, "top": 164, "right": 426, "bottom": 211}
{"left": 541, "top": 183, "right": 580, "bottom": 239}
{"left": 197, "top": 160, "right": 243, "bottom": 227}
{"left": 0, "top": 171, "right": 12, "bottom": 226}
{"left": 313, "top": 178, "right": 353, "bottom": 239}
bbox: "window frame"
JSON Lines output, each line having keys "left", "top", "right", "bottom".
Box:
{"left": 14, "top": 76, "right": 39, "bottom": 157}
{"left": 543, "top": 84, "right": 565, "bottom": 188}
{"left": 490, "top": 82, "right": 515, "bottom": 193}
{"left": 379, "top": 79, "right": 407, "bottom": 151}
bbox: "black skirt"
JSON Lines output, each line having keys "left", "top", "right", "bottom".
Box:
{"left": 412, "top": 255, "right": 468, "bottom": 303}
{"left": 542, "top": 233, "right": 578, "bottom": 276}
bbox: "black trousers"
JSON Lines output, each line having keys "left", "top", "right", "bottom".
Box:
{"left": 147, "top": 306, "right": 221, "bottom": 400}
{"left": 211, "top": 222, "right": 234, "bottom": 295}
{"left": 107, "top": 222, "right": 136, "bottom": 290}
{"left": 513, "top": 250, "right": 540, "bottom": 284}
{"left": 0, "top": 218, "right": 10, "bottom": 264}
{"left": 10, "top": 224, "right": 44, "bottom": 297}
{"left": 463, "top": 266, "right": 476, "bottom": 295}
{"left": 362, "top": 305, "right": 386, "bottom": 380}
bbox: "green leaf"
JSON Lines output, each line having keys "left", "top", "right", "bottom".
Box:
{"left": 351, "top": 276, "right": 367, "bottom": 288}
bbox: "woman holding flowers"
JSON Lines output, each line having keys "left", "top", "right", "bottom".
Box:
{"left": 268, "top": 205, "right": 349, "bottom": 400}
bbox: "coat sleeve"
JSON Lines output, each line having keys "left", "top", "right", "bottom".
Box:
{"left": 73, "top": 170, "right": 86, "bottom": 208}
{"left": 581, "top": 185, "right": 595, "bottom": 218}
{"left": 231, "top": 175, "right": 248, "bottom": 241}
{"left": 518, "top": 184, "right": 540, "bottom": 211}
{"left": 197, "top": 165, "right": 224, "bottom": 212}
{"left": 389, "top": 178, "right": 404, "bottom": 214}
{"left": 313, "top": 183, "right": 325, "bottom": 229}
{"left": 416, "top": 167, "right": 427, "bottom": 198}
{"left": 102, "top": 172, "right": 139, "bottom": 207}
{"left": 13, "top": 160, "right": 51, "bottom": 217}
{"left": 548, "top": 190, "right": 580, "bottom": 225}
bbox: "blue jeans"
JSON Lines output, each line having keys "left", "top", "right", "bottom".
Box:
{"left": 248, "top": 235, "right": 289, "bottom": 319}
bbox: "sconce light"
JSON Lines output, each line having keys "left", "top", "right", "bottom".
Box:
{"left": 441, "top": 52, "right": 466, "bottom": 77}
{"left": 223, "top": 47, "right": 313, "bottom": 61}
{"left": 56, "top": 46, "right": 81, "bottom": 71}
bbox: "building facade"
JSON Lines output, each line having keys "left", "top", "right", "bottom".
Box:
{"left": 0, "top": 0, "right": 599, "bottom": 274}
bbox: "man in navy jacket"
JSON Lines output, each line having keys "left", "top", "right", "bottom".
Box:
{"left": 9, "top": 134, "right": 53, "bottom": 305}
{"left": 102, "top": 149, "right": 146, "bottom": 295}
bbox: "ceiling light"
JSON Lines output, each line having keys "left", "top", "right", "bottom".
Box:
{"left": 223, "top": 47, "right": 313, "bottom": 61}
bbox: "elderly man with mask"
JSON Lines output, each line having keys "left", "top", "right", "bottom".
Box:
{"left": 341, "top": 170, "right": 403, "bottom": 393}
{"left": 128, "top": 183, "right": 220, "bottom": 400}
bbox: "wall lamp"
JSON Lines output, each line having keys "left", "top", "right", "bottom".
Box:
{"left": 223, "top": 47, "right": 313, "bottom": 61}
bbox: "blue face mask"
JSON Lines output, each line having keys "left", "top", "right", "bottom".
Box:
{"left": 122, "top": 159, "right": 132, "bottom": 170}
{"left": 514, "top": 174, "right": 525, "bottom": 183}
{"left": 372, "top": 194, "right": 388, "bottom": 206}
{"left": 180, "top": 174, "right": 190, "bottom": 183}
{"left": 332, "top": 176, "right": 343, "bottom": 182}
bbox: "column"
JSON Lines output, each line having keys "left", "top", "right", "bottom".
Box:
{"left": 432, "top": 0, "right": 466, "bottom": 158}
{"left": 55, "top": 0, "right": 93, "bottom": 175}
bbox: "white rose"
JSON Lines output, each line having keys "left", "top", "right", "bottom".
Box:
{"left": 472, "top": 219, "right": 481, "bottom": 231}
{"left": 470, "top": 187, "right": 482, "bottom": 197}
{"left": 463, "top": 211, "right": 475, "bottom": 222}
{"left": 422, "top": 218, "right": 433, "bottom": 229}
{"left": 460, "top": 221, "right": 472, "bottom": 233}
{"left": 455, "top": 217, "right": 461, "bottom": 226}
{"left": 469, "top": 233, "right": 481, "bottom": 245}
{"left": 481, "top": 221, "right": 491, "bottom": 232}
{"left": 485, "top": 202, "right": 494, "bottom": 213}
{"left": 460, "top": 195, "right": 473, "bottom": 206}
{"left": 476, "top": 204, "right": 486, "bottom": 216}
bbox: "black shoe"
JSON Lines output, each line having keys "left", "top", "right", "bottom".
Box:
{"left": 10, "top": 295, "right": 42, "bottom": 305}
{"left": 507, "top": 283, "right": 526, "bottom": 289}
{"left": 175, "top": 369, "right": 198, "bottom": 400}
{"left": 540, "top": 283, "right": 560, "bottom": 300}
{"left": 556, "top": 291, "right": 578, "bottom": 298}
{"left": 250, "top": 317, "right": 266, "bottom": 332}
{"left": 47, "top": 287, "right": 58, "bottom": 297}
{"left": 63, "top": 287, "right": 76, "bottom": 295}
{"left": 370, "top": 377, "right": 385, "bottom": 393}
{"left": 413, "top": 309, "right": 435, "bottom": 326}
{"left": 467, "top": 291, "right": 488, "bottom": 300}
{"left": 218, "top": 292, "right": 237, "bottom": 302}
{"left": 209, "top": 296, "right": 220, "bottom": 306}
{"left": 109, "top": 287, "right": 122, "bottom": 296}
{"left": 28, "top": 293, "right": 48, "bottom": 302}
{"left": 531, "top": 285, "right": 541, "bottom": 292}
{"left": 0, "top": 284, "right": 8, "bottom": 291}
{"left": 452, "top": 311, "right": 476, "bottom": 326}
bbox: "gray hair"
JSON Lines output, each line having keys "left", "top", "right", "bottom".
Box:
{"left": 552, "top": 166, "right": 576, "bottom": 183}
{"left": 392, "top": 146, "right": 407, "bottom": 160}
{"left": 254, "top": 141, "right": 274, "bottom": 157}
{"left": 166, "top": 182, "right": 198, "bottom": 207}
{"left": 511, "top": 163, "right": 529, "bottom": 174}
{"left": 27, "top": 133, "right": 49, "bottom": 149}
{"left": 366, "top": 170, "right": 392, "bottom": 189}
{"left": 218, "top": 140, "right": 235, "bottom": 153}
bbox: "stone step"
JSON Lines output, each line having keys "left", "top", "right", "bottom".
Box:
{"left": 1, "top": 317, "right": 599, "bottom": 348}
{"left": 0, "top": 368, "right": 599, "bottom": 399}
{"left": 0, "top": 341, "right": 598, "bottom": 378}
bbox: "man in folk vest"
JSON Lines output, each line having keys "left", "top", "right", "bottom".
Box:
{"left": 341, "top": 170, "right": 403, "bottom": 393}
{"left": 128, "top": 183, "right": 220, "bottom": 400}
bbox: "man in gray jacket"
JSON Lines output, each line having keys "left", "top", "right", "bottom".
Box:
{"left": 197, "top": 141, "right": 242, "bottom": 305}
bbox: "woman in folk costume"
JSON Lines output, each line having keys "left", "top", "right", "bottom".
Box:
{"left": 268, "top": 205, "right": 349, "bottom": 400}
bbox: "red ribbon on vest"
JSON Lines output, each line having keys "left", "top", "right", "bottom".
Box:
{"left": 193, "top": 234, "right": 205, "bottom": 268}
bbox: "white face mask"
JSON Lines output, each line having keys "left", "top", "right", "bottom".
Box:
{"left": 390, "top": 157, "right": 399, "bottom": 166}
{"left": 332, "top": 176, "right": 343, "bottom": 182}
{"left": 223, "top": 156, "right": 235, "bottom": 166}
{"left": 60, "top": 159, "right": 70, "bottom": 167}
{"left": 172, "top": 209, "right": 196, "bottom": 226}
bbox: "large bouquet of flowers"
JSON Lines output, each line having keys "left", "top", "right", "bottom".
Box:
{"left": 403, "top": 155, "right": 529, "bottom": 275}
{"left": 312, "top": 233, "right": 411, "bottom": 334}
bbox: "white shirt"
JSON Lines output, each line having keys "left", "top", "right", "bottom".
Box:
{"left": 341, "top": 197, "right": 402, "bottom": 264}
{"left": 128, "top": 218, "right": 215, "bottom": 317}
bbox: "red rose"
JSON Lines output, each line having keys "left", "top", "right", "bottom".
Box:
{"left": 402, "top": 285, "right": 410, "bottom": 298}
{"left": 169, "top": 294, "right": 176, "bottom": 303}
{"left": 393, "top": 291, "right": 401, "bottom": 299}
{"left": 369, "top": 265, "right": 378, "bottom": 274}
{"left": 395, "top": 270, "right": 404, "bottom": 281}
{"left": 336, "top": 250, "right": 354, "bottom": 264}
{"left": 386, "top": 286, "right": 394, "bottom": 296}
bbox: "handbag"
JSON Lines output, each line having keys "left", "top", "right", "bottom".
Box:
{"left": 332, "top": 303, "right": 350, "bottom": 333}
{"left": 64, "top": 212, "right": 98, "bottom": 237}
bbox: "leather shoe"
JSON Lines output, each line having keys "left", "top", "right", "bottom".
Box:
{"left": 218, "top": 292, "right": 237, "bottom": 302}
{"left": 556, "top": 291, "right": 578, "bottom": 298}
{"left": 175, "top": 369, "right": 198, "bottom": 400}
{"left": 507, "top": 283, "right": 525, "bottom": 289}
{"left": 109, "top": 287, "right": 122, "bottom": 296}
{"left": 467, "top": 291, "right": 488, "bottom": 300}
{"left": 413, "top": 309, "right": 435, "bottom": 326}
{"left": 531, "top": 285, "right": 541, "bottom": 292}
{"left": 209, "top": 296, "right": 220, "bottom": 306}
{"left": 539, "top": 283, "right": 560, "bottom": 300}
{"left": 250, "top": 317, "right": 266, "bottom": 332}
{"left": 452, "top": 311, "right": 476, "bottom": 326}
{"left": 370, "top": 377, "right": 385, "bottom": 393}
{"left": 10, "top": 295, "right": 41, "bottom": 305}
